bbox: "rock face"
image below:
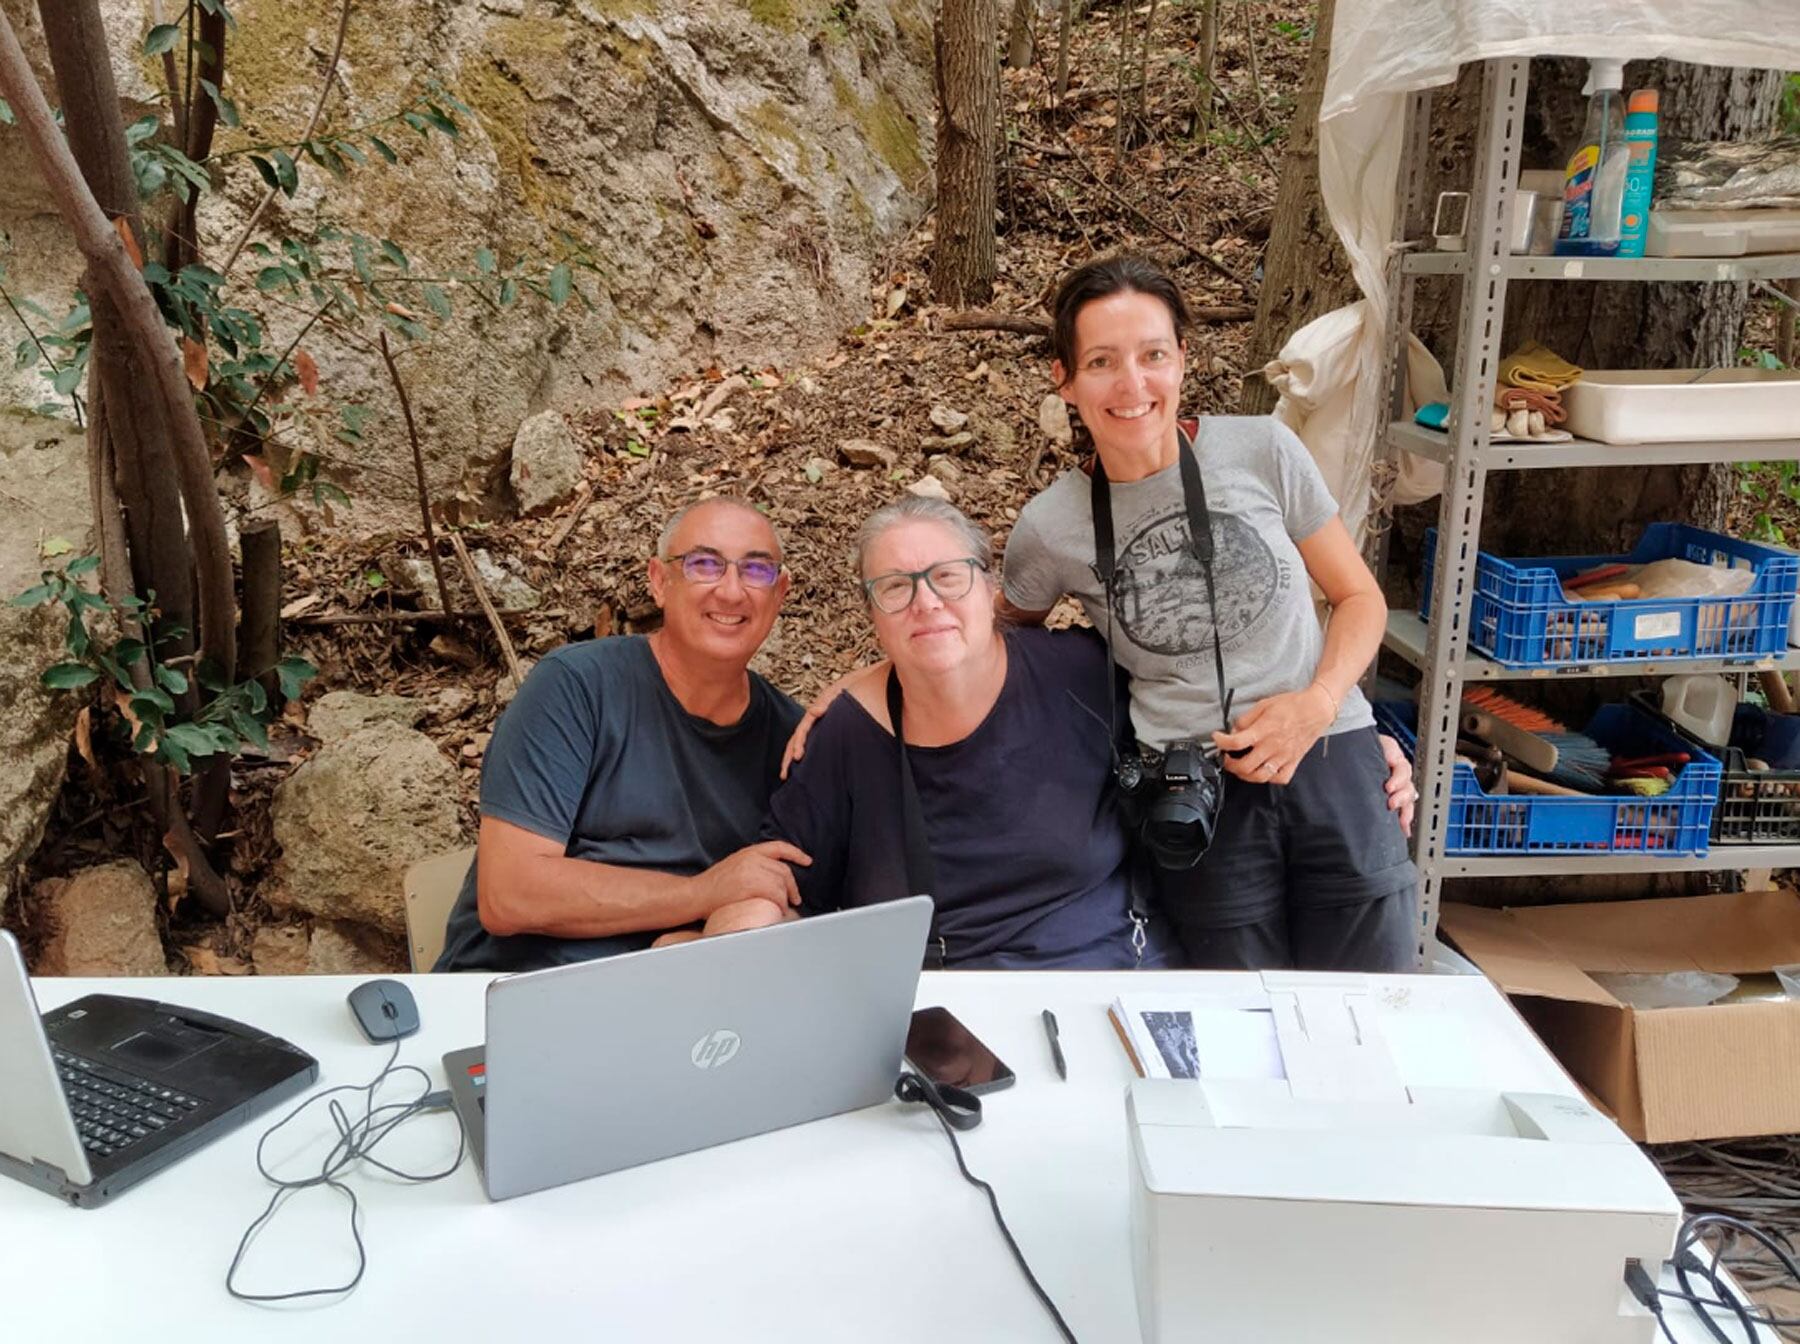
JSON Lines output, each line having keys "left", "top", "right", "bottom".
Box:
{"left": 0, "top": 0, "right": 935, "bottom": 533}
{"left": 509, "top": 410, "right": 584, "bottom": 515}
{"left": 270, "top": 723, "right": 469, "bottom": 936}
{"left": 305, "top": 690, "right": 426, "bottom": 743}
{"left": 35, "top": 863, "right": 167, "bottom": 977}
{"left": 0, "top": 412, "right": 93, "bottom": 889}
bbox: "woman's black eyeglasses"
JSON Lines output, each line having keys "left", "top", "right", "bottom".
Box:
{"left": 663, "top": 549, "right": 783, "bottom": 588}
{"left": 862, "top": 558, "right": 988, "bottom": 614}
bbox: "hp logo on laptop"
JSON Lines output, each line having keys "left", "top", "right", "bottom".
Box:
{"left": 690, "top": 1029, "right": 741, "bottom": 1070}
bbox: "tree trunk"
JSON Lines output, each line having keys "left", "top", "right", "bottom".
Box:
{"left": 1190, "top": 0, "right": 1219, "bottom": 142}
{"left": 1054, "top": 0, "right": 1073, "bottom": 100}
{"left": 1238, "top": 0, "right": 1345, "bottom": 415}
{"left": 932, "top": 0, "right": 1000, "bottom": 307}
{"left": 1005, "top": 0, "right": 1034, "bottom": 70}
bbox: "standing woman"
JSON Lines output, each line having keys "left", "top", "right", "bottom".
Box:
{"left": 1001, "top": 253, "right": 1419, "bottom": 971}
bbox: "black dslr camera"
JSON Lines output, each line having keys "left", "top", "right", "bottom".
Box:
{"left": 1115, "top": 740, "right": 1226, "bottom": 870}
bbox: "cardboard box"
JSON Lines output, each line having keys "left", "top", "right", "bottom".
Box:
{"left": 1439, "top": 890, "right": 1800, "bottom": 1143}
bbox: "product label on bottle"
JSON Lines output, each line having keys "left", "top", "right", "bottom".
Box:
{"left": 1560, "top": 145, "right": 1599, "bottom": 240}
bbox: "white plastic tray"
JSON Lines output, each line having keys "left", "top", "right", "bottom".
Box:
{"left": 1647, "top": 208, "right": 1800, "bottom": 258}
{"left": 1562, "top": 368, "right": 1800, "bottom": 445}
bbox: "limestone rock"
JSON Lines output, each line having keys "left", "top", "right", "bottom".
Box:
{"left": 429, "top": 687, "right": 477, "bottom": 721}
{"left": 36, "top": 862, "right": 166, "bottom": 977}
{"left": 271, "top": 723, "right": 469, "bottom": 936}
{"left": 838, "top": 438, "right": 895, "bottom": 469}
{"left": 1038, "top": 393, "right": 1073, "bottom": 446}
{"left": 307, "top": 919, "right": 401, "bottom": 976}
{"left": 496, "top": 657, "right": 539, "bottom": 705}
{"left": 905, "top": 475, "right": 952, "bottom": 502}
{"left": 391, "top": 556, "right": 446, "bottom": 611}
{"left": 0, "top": 412, "right": 92, "bottom": 888}
{"left": 926, "top": 456, "right": 964, "bottom": 487}
{"left": 929, "top": 404, "right": 969, "bottom": 434}
{"left": 508, "top": 410, "right": 584, "bottom": 516}
{"left": 472, "top": 549, "right": 541, "bottom": 611}
{"left": 306, "top": 690, "right": 425, "bottom": 743}
{"left": 251, "top": 923, "right": 312, "bottom": 977}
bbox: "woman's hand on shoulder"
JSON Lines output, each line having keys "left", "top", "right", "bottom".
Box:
{"left": 780, "top": 660, "right": 891, "bottom": 778}
{"left": 1211, "top": 684, "right": 1337, "bottom": 786}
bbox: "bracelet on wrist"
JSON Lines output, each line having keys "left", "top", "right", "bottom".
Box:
{"left": 1311, "top": 680, "right": 1340, "bottom": 720}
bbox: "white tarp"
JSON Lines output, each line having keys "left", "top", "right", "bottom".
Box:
{"left": 1267, "top": 2, "right": 1800, "bottom": 542}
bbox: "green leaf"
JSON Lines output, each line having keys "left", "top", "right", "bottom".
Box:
{"left": 154, "top": 664, "right": 189, "bottom": 695}
{"left": 473, "top": 247, "right": 496, "bottom": 275}
{"left": 199, "top": 79, "right": 240, "bottom": 128}
{"left": 41, "top": 536, "right": 74, "bottom": 558}
{"left": 42, "top": 662, "right": 99, "bottom": 690}
{"left": 422, "top": 284, "right": 452, "bottom": 320}
{"left": 115, "top": 638, "right": 148, "bottom": 666}
{"left": 334, "top": 140, "right": 366, "bottom": 166}
{"left": 125, "top": 115, "right": 161, "bottom": 146}
{"left": 196, "top": 657, "right": 228, "bottom": 693}
{"left": 180, "top": 264, "right": 225, "bottom": 290}
{"left": 165, "top": 722, "right": 226, "bottom": 760}
{"left": 133, "top": 685, "right": 177, "bottom": 715}
{"left": 132, "top": 721, "right": 159, "bottom": 755}
{"left": 143, "top": 23, "right": 181, "bottom": 55}
{"left": 66, "top": 609, "right": 90, "bottom": 657}
{"left": 256, "top": 265, "right": 293, "bottom": 293}
{"left": 65, "top": 553, "right": 101, "bottom": 576}
{"left": 0, "top": 99, "right": 13, "bottom": 127}
{"left": 274, "top": 655, "right": 317, "bottom": 702}
{"left": 10, "top": 583, "right": 56, "bottom": 607}
{"left": 402, "top": 111, "right": 431, "bottom": 135}
{"left": 230, "top": 710, "right": 270, "bottom": 753}
{"left": 249, "top": 154, "right": 280, "bottom": 191}
{"left": 368, "top": 135, "right": 398, "bottom": 164}
{"left": 273, "top": 149, "right": 298, "bottom": 195}
{"left": 244, "top": 677, "right": 268, "bottom": 715}
{"left": 548, "top": 263, "right": 572, "bottom": 307}
{"left": 422, "top": 104, "right": 459, "bottom": 138}
{"left": 498, "top": 278, "right": 517, "bottom": 307}
{"left": 156, "top": 734, "right": 190, "bottom": 773}
{"left": 379, "top": 239, "right": 409, "bottom": 272}
{"left": 51, "top": 365, "right": 84, "bottom": 395}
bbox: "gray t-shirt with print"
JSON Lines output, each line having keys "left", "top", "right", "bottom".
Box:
{"left": 1002, "top": 414, "right": 1374, "bottom": 751}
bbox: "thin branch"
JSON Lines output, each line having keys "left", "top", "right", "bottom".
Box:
{"left": 376, "top": 327, "right": 453, "bottom": 616}
{"left": 547, "top": 480, "right": 595, "bottom": 554}
{"left": 149, "top": 0, "right": 188, "bottom": 149}
{"left": 218, "top": 0, "right": 352, "bottom": 281}
{"left": 1216, "top": 76, "right": 1280, "bottom": 181}
{"left": 449, "top": 530, "right": 524, "bottom": 686}
{"left": 0, "top": 279, "right": 84, "bottom": 425}
{"left": 237, "top": 296, "right": 333, "bottom": 431}
{"left": 290, "top": 607, "right": 528, "bottom": 628}
{"left": 1239, "top": 0, "right": 1274, "bottom": 131}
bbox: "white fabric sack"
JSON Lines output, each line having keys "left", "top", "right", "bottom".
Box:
{"left": 1272, "top": 1, "right": 1800, "bottom": 545}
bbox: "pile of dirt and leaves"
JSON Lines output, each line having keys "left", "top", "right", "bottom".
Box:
{"left": 16, "top": 0, "right": 1313, "bottom": 967}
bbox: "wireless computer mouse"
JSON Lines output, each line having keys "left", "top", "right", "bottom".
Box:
{"left": 347, "top": 979, "right": 420, "bottom": 1043}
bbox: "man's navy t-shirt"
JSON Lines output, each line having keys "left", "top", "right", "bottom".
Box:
{"left": 435, "top": 636, "right": 802, "bottom": 971}
{"left": 765, "top": 626, "right": 1175, "bottom": 969}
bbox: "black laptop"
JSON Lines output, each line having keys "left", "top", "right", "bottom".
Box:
{"left": 0, "top": 930, "right": 318, "bottom": 1208}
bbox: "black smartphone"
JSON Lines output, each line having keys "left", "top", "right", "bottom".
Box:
{"left": 905, "top": 1006, "right": 1015, "bottom": 1095}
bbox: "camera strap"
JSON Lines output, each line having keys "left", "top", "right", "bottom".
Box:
{"left": 886, "top": 668, "right": 947, "bottom": 969}
{"left": 1090, "top": 424, "right": 1232, "bottom": 927}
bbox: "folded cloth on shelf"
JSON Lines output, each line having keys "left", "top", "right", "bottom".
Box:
{"left": 1498, "top": 340, "right": 1583, "bottom": 393}
{"left": 1496, "top": 386, "right": 1567, "bottom": 425}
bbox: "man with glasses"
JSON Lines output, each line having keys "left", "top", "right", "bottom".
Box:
{"left": 435, "top": 498, "right": 811, "bottom": 971}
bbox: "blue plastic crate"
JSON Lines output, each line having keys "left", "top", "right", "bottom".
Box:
{"left": 1419, "top": 523, "right": 1799, "bottom": 668}
{"left": 1372, "top": 700, "right": 1721, "bottom": 856}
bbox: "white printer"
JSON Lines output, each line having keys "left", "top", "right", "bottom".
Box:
{"left": 1124, "top": 975, "right": 1682, "bottom": 1344}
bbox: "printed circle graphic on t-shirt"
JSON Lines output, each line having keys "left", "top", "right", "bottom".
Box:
{"left": 1107, "top": 508, "right": 1284, "bottom": 656}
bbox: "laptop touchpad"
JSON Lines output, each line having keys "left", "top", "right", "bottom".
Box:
{"left": 111, "top": 1027, "right": 208, "bottom": 1070}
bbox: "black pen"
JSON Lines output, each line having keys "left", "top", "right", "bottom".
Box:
{"left": 1041, "top": 1008, "right": 1067, "bottom": 1080}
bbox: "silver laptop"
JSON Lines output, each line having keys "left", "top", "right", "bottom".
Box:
{"left": 0, "top": 931, "right": 317, "bottom": 1208}
{"left": 443, "top": 896, "right": 932, "bottom": 1201}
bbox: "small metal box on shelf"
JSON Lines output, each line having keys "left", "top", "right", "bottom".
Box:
{"left": 1372, "top": 701, "right": 1721, "bottom": 858}
{"left": 1418, "top": 522, "right": 1799, "bottom": 670}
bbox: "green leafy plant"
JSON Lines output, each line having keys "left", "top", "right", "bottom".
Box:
{"left": 12, "top": 554, "right": 315, "bottom": 774}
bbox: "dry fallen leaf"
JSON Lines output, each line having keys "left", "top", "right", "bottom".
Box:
{"left": 182, "top": 336, "right": 208, "bottom": 390}
{"left": 113, "top": 216, "right": 144, "bottom": 269}
{"left": 242, "top": 454, "right": 275, "bottom": 490}
{"left": 295, "top": 349, "right": 319, "bottom": 397}
{"left": 73, "top": 707, "right": 96, "bottom": 771}
{"left": 116, "top": 688, "right": 145, "bottom": 741}
{"left": 278, "top": 593, "right": 321, "bottom": 620}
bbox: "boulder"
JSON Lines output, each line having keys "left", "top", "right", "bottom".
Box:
{"left": 35, "top": 862, "right": 167, "bottom": 977}
{"left": 509, "top": 410, "right": 584, "bottom": 516}
{"left": 837, "top": 438, "right": 895, "bottom": 469}
{"left": 251, "top": 923, "right": 312, "bottom": 977}
{"left": 270, "top": 723, "right": 470, "bottom": 936}
{"left": 0, "top": 412, "right": 93, "bottom": 888}
{"left": 905, "top": 475, "right": 952, "bottom": 502}
{"left": 929, "top": 404, "right": 969, "bottom": 434}
{"left": 307, "top": 919, "right": 402, "bottom": 976}
{"left": 306, "top": 690, "right": 426, "bottom": 743}
{"left": 472, "top": 549, "right": 541, "bottom": 611}
{"left": 1038, "top": 393, "right": 1073, "bottom": 446}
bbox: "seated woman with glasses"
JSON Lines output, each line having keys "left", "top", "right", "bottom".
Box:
{"left": 674, "top": 494, "right": 1179, "bottom": 968}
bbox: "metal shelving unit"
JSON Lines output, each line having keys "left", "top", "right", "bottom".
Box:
{"left": 1369, "top": 58, "right": 1800, "bottom": 963}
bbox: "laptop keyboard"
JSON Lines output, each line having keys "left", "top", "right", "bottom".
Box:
{"left": 53, "top": 1050, "right": 202, "bottom": 1160}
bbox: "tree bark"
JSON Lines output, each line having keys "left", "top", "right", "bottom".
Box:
{"left": 1005, "top": 0, "right": 1034, "bottom": 70}
{"left": 931, "top": 0, "right": 1000, "bottom": 307}
{"left": 1238, "top": 0, "right": 1345, "bottom": 415}
{"left": 1054, "top": 0, "right": 1073, "bottom": 101}
{"left": 239, "top": 519, "right": 282, "bottom": 699}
